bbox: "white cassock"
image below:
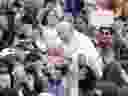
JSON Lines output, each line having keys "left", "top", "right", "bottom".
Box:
{"left": 43, "top": 27, "right": 61, "bottom": 48}
{"left": 60, "top": 30, "right": 103, "bottom": 96}
{"left": 35, "top": 26, "right": 61, "bottom": 50}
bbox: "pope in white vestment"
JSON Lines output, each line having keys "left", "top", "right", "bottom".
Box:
{"left": 56, "top": 21, "right": 103, "bottom": 96}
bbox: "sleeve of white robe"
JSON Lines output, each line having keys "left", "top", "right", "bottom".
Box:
{"left": 79, "top": 36, "right": 104, "bottom": 79}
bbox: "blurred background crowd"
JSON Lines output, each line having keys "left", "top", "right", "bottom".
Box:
{"left": 0, "top": 0, "right": 128, "bottom": 96}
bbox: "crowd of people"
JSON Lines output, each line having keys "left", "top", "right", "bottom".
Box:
{"left": 0, "top": 0, "right": 128, "bottom": 96}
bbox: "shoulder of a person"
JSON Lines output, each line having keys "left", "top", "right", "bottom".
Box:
{"left": 75, "top": 31, "right": 93, "bottom": 47}
{"left": 74, "top": 30, "right": 90, "bottom": 40}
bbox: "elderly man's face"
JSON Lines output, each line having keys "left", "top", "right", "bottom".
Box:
{"left": 56, "top": 22, "right": 73, "bottom": 41}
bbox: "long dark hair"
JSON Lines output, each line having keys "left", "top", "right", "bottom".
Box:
{"left": 79, "top": 65, "right": 96, "bottom": 91}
